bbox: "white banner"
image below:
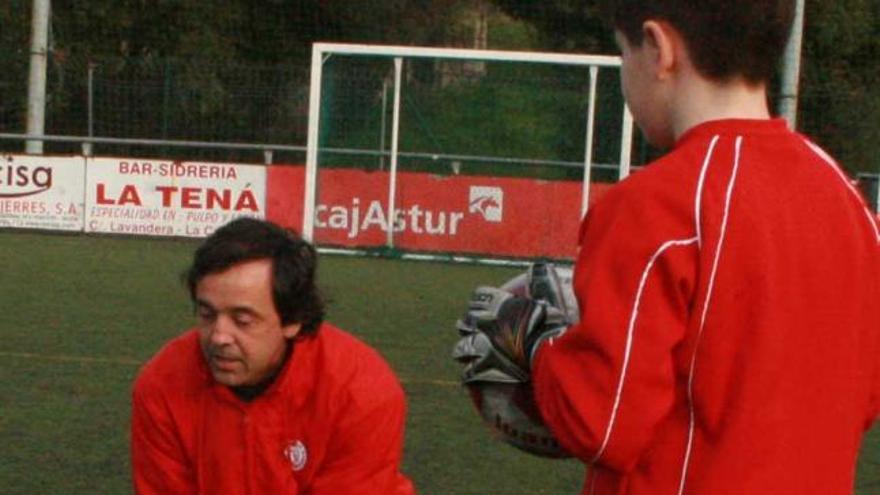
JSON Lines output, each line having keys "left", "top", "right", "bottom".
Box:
{"left": 0, "top": 154, "right": 86, "bottom": 231}
{"left": 85, "top": 158, "right": 266, "bottom": 237}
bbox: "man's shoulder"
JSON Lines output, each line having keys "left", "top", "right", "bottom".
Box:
{"left": 305, "top": 323, "right": 405, "bottom": 405}
{"left": 310, "top": 323, "right": 399, "bottom": 378}
{"left": 133, "top": 329, "right": 205, "bottom": 394}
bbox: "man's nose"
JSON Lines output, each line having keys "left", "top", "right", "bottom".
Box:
{"left": 209, "top": 315, "right": 235, "bottom": 346}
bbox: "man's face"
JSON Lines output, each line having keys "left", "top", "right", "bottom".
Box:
{"left": 195, "top": 258, "right": 300, "bottom": 387}
{"left": 615, "top": 29, "right": 674, "bottom": 148}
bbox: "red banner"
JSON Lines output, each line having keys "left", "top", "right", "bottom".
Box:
{"left": 266, "top": 165, "right": 611, "bottom": 259}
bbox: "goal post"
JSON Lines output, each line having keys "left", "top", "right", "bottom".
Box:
{"left": 303, "top": 42, "right": 633, "bottom": 260}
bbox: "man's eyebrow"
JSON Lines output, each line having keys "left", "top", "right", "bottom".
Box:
{"left": 195, "top": 299, "right": 215, "bottom": 311}
{"left": 196, "top": 299, "right": 260, "bottom": 316}
{"left": 230, "top": 307, "right": 260, "bottom": 318}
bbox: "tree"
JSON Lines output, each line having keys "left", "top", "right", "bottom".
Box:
{"left": 799, "top": 0, "right": 880, "bottom": 174}
{"left": 489, "top": 1, "right": 615, "bottom": 52}
{"left": 0, "top": 0, "right": 34, "bottom": 137}
{"left": 17, "top": 0, "right": 518, "bottom": 153}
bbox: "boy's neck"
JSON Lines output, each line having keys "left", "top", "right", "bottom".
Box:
{"left": 671, "top": 76, "right": 772, "bottom": 141}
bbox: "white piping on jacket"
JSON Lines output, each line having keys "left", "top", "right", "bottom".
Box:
{"left": 694, "top": 136, "right": 721, "bottom": 248}
{"left": 678, "top": 136, "right": 743, "bottom": 495}
{"left": 588, "top": 235, "right": 699, "bottom": 465}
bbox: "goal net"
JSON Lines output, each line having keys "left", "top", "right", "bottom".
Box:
{"left": 302, "top": 42, "right": 633, "bottom": 262}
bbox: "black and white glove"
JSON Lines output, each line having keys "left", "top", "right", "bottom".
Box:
{"left": 453, "top": 286, "right": 567, "bottom": 384}
{"left": 452, "top": 264, "right": 576, "bottom": 459}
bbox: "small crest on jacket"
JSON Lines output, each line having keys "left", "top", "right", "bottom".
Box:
{"left": 284, "top": 440, "right": 307, "bottom": 471}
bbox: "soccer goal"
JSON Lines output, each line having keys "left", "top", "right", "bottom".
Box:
{"left": 303, "top": 42, "right": 634, "bottom": 262}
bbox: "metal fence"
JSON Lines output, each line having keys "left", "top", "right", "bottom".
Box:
{"left": 1, "top": 53, "right": 627, "bottom": 176}
{"left": 1, "top": 55, "right": 311, "bottom": 162}
{"left": 0, "top": 52, "right": 878, "bottom": 208}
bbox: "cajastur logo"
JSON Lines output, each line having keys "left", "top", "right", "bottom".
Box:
{"left": 469, "top": 186, "right": 503, "bottom": 222}
{"left": 0, "top": 156, "right": 53, "bottom": 198}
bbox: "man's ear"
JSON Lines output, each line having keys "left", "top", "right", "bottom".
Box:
{"left": 282, "top": 322, "right": 302, "bottom": 339}
{"left": 642, "top": 20, "right": 678, "bottom": 80}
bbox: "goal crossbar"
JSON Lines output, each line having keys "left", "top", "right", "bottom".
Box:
{"left": 311, "top": 42, "right": 622, "bottom": 67}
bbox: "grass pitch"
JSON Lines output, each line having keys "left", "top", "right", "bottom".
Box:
{"left": 0, "top": 231, "right": 878, "bottom": 494}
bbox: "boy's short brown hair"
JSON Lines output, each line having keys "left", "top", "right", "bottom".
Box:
{"left": 601, "top": 0, "right": 795, "bottom": 84}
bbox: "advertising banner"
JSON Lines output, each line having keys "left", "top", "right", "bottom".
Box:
{"left": 266, "top": 165, "right": 612, "bottom": 259}
{"left": 266, "top": 165, "right": 305, "bottom": 231}
{"left": 85, "top": 158, "right": 266, "bottom": 237}
{"left": 0, "top": 154, "right": 85, "bottom": 231}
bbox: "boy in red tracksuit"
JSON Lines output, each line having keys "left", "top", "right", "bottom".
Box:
{"left": 529, "top": 1, "right": 880, "bottom": 494}
{"left": 131, "top": 218, "right": 415, "bottom": 495}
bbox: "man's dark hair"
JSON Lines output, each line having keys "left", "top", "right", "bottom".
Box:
{"left": 600, "top": 0, "right": 795, "bottom": 84}
{"left": 186, "top": 217, "right": 325, "bottom": 335}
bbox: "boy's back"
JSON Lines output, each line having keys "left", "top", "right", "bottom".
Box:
{"left": 535, "top": 117, "right": 880, "bottom": 494}
{"left": 535, "top": 120, "right": 880, "bottom": 495}
{"left": 683, "top": 119, "right": 879, "bottom": 494}
{"left": 453, "top": 2, "right": 880, "bottom": 493}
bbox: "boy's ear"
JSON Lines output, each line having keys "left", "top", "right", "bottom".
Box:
{"left": 642, "top": 20, "right": 678, "bottom": 80}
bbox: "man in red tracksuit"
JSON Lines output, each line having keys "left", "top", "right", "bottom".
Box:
{"left": 131, "top": 218, "right": 415, "bottom": 494}
{"left": 458, "top": 1, "right": 880, "bottom": 494}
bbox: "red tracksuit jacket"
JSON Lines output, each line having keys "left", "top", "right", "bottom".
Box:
{"left": 131, "top": 323, "right": 416, "bottom": 494}
{"left": 533, "top": 119, "right": 880, "bottom": 494}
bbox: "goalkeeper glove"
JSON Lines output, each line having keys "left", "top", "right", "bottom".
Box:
{"left": 454, "top": 287, "right": 567, "bottom": 381}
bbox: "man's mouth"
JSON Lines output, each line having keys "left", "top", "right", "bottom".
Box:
{"left": 211, "top": 354, "right": 240, "bottom": 371}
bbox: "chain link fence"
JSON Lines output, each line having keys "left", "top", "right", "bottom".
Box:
{"left": 0, "top": 50, "right": 877, "bottom": 206}
{"left": 1, "top": 53, "right": 311, "bottom": 163}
